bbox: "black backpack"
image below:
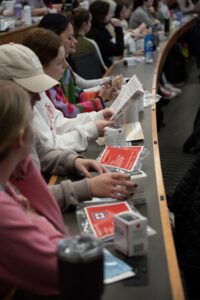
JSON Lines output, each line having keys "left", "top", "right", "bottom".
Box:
{"left": 163, "top": 43, "right": 186, "bottom": 85}
{"left": 183, "top": 107, "right": 200, "bottom": 153}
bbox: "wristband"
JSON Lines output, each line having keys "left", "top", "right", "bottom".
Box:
{"left": 97, "top": 96, "right": 105, "bottom": 108}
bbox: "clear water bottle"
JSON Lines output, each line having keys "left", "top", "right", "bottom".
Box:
{"left": 152, "top": 24, "right": 159, "bottom": 50}
{"left": 144, "top": 31, "right": 154, "bottom": 63}
{"left": 127, "top": 38, "right": 136, "bottom": 55}
{"left": 22, "top": 4, "right": 32, "bottom": 25}
{"left": 14, "top": 1, "right": 22, "bottom": 19}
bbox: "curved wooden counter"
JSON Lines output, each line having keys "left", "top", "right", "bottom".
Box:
{"left": 0, "top": 23, "right": 37, "bottom": 45}
{"left": 152, "top": 17, "right": 196, "bottom": 300}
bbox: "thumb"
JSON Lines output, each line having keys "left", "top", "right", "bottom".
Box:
{"left": 104, "top": 120, "right": 115, "bottom": 127}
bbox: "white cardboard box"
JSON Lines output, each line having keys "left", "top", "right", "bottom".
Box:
{"left": 130, "top": 170, "right": 147, "bottom": 205}
{"left": 114, "top": 211, "right": 148, "bottom": 256}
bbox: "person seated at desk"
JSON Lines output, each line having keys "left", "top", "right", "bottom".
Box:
{"left": 175, "top": 0, "right": 200, "bottom": 14}
{"left": 1, "top": 0, "right": 48, "bottom": 16}
{"left": 87, "top": 0, "right": 124, "bottom": 67}
{"left": 21, "top": 29, "right": 115, "bottom": 153}
{"left": 0, "top": 44, "right": 135, "bottom": 214}
{"left": 23, "top": 27, "right": 118, "bottom": 120}
{"left": 172, "top": 154, "right": 200, "bottom": 299}
{"left": 39, "top": 13, "right": 123, "bottom": 116}
{"left": 72, "top": 7, "right": 107, "bottom": 71}
{"left": 0, "top": 81, "right": 66, "bottom": 300}
{"left": 128, "top": 0, "right": 160, "bottom": 29}
{"left": 114, "top": 0, "right": 147, "bottom": 36}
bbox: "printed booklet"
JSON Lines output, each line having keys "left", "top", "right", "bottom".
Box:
{"left": 84, "top": 202, "right": 133, "bottom": 240}
{"left": 98, "top": 145, "right": 143, "bottom": 172}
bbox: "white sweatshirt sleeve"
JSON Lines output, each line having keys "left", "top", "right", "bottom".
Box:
{"left": 32, "top": 92, "right": 104, "bottom": 152}
{"left": 74, "top": 72, "right": 109, "bottom": 89}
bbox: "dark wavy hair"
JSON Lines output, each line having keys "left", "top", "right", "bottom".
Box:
{"left": 39, "top": 13, "right": 71, "bottom": 35}
{"left": 89, "top": 0, "right": 110, "bottom": 26}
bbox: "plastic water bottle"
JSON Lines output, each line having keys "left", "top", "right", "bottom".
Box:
{"left": 127, "top": 38, "right": 136, "bottom": 55}
{"left": 152, "top": 24, "right": 159, "bottom": 50}
{"left": 144, "top": 31, "right": 154, "bottom": 63}
{"left": 14, "top": 1, "right": 22, "bottom": 19}
{"left": 22, "top": 4, "right": 32, "bottom": 25}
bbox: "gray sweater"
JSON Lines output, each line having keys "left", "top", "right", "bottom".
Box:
{"left": 129, "top": 6, "right": 154, "bottom": 29}
{"left": 32, "top": 134, "right": 92, "bottom": 211}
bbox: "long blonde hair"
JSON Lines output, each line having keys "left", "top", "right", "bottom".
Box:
{"left": 0, "top": 80, "right": 31, "bottom": 161}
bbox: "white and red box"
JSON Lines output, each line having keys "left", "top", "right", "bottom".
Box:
{"left": 114, "top": 211, "right": 148, "bottom": 257}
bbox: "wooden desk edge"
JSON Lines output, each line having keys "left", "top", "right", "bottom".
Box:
{"left": 151, "top": 17, "right": 197, "bottom": 300}
{"left": 0, "top": 23, "right": 37, "bottom": 45}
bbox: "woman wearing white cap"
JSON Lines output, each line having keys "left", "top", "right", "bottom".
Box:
{"left": 15, "top": 30, "right": 115, "bottom": 153}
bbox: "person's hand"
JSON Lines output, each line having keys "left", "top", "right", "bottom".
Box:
{"left": 111, "top": 18, "right": 122, "bottom": 27}
{"left": 149, "top": 6, "right": 155, "bottom": 14}
{"left": 94, "top": 119, "right": 114, "bottom": 136}
{"left": 138, "top": 23, "right": 147, "bottom": 33}
{"left": 99, "top": 81, "right": 118, "bottom": 102}
{"left": 74, "top": 158, "right": 108, "bottom": 177}
{"left": 154, "top": 19, "right": 161, "bottom": 25}
{"left": 88, "top": 173, "right": 136, "bottom": 200}
{"left": 101, "top": 108, "right": 114, "bottom": 120}
{"left": 112, "top": 75, "right": 123, "bottom": 90}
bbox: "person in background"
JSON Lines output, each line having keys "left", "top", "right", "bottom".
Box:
{"left": 0, "top": 43, "right": 135, "bottom": 213}
{"left": 87, "top": 0, "right": 124, "bottom": 67}
{"left": 39, "top": 13, "right": 122, "bottom": 116}
{"left": 21, "top": 29, "right": 114, "bottom": 153}
{"left": 72, "top": 7, "right": 107, "bottom": 71}
{"left": 129, "top": 0, "right": 160, "bottom": 29}
{"left": 39, "top": 13, "right": 110, "bottom": 91}
{"left": 103, "top": 0, "right": 117, "bottom": 38}
{"left": 23, "top": 26, "right": 115, "bottom": 118}
{"left": 114, "top": 0, "right": 133, "bottom": 30}
{"left": 1, "top": 0, "right": 48, "bottom": 16}
{"left": 176, "top": 0, "right": 200, "bottom": 14}
{"left": 25, "top": 0, "right": 48, "bottom": 15}
{"left": 114, "top": 0, "right": 147, "bottom": 45}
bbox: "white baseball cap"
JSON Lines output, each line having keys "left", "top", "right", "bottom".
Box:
{"left": 0, "top": 43, "right": 59, "bottom": 93}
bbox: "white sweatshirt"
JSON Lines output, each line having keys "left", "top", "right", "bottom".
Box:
{"left": 33, "top": 92, "right": 104, "bottom": 152}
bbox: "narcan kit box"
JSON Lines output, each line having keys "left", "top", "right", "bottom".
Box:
{"left": 114, "top": 211, "right": 148, "bottom": 257}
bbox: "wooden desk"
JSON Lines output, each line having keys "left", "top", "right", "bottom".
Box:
{"left": 49, "top": 16, "right": 197, "bottom": 300}
{"left": 0, "top": 23, "right": 37, "bottom": 45}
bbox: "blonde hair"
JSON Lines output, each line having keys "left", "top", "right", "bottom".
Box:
{"left": 0, "top": 80, "right": 31, "bottom": 161}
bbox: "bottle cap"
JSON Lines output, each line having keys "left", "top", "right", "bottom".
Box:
{"left": 57, "top": 234, "right": 103, "bottom": 263}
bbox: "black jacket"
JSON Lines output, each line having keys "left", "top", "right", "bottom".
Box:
{"left": 173, "top": 154, "right": 200, "bottom": 274}
{"left": 87, "top": 25, "right": 124, "bottom": 67}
